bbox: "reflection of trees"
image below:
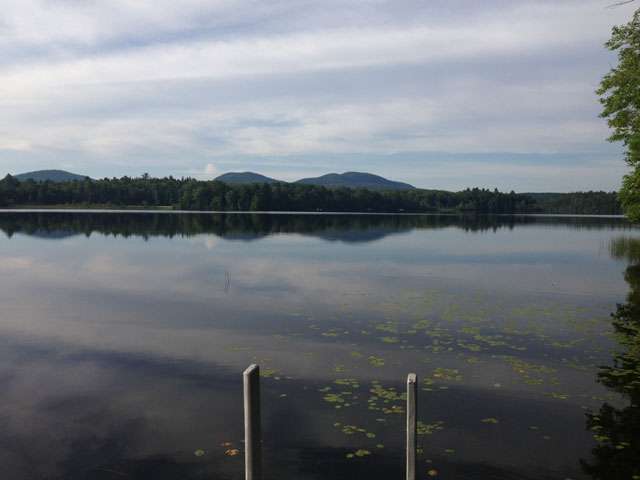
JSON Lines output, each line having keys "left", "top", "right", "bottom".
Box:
{"left": 581, "top": 237, "right": 640, "bottom": 479}
{"left": 0, "top": 212, "right": 630, "bottom": 243}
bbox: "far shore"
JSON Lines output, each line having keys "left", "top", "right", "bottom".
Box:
{"left": 0, "top": 206, "right": 626, "bottom": 219}
{"left": 4, "top": 204, "right": 175, "bottom": 210}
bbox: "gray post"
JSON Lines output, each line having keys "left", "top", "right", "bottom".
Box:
{"left": 406, "top": 373, "right": 417, "bottom": 480}
{"left": 244, "top": 364, "right": 262, "bottom": 480}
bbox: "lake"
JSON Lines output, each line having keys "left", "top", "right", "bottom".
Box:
{"left": 0, "top": 211, "right": 637, "bottom": 480}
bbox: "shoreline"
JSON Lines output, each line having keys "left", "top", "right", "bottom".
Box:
{"left": 0, "top": 206, "right": 627, "bottom": 219}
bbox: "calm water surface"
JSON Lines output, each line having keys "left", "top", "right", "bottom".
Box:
{"left": 0, "top": 211, "right": 638, "bottom": 480}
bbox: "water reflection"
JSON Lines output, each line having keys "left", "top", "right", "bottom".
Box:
{"left": 0, "top": 212, "right": 635, "bottom": 479}
{"left": 581, "top": 238, "right": 640, "bottom": 479}
{"left": 0, "top": 211, "right": 630, "bottom": 242}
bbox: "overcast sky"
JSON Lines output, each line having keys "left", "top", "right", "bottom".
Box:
{"left": 0, "top": 0, "right": 637, "bottom": 191}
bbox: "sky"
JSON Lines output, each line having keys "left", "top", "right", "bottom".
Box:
{"left": 0, "top": 0, "right": 637, "bottom": 192}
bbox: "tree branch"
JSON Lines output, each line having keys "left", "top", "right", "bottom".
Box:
{"left": 608, "top": 0, "right": 636, "bottom": 8}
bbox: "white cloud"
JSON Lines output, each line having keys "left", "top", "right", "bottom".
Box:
{"left": 0, "top": 0, "right": 244, "bottom": 47}
{"left": 204, "top": 163, "right": 218, "bottom": 176}
{"left": 0, "top": 0, "right": 635, "bottom": 189}
{"left": 0, "top": 90, "right": 610, "bottom": 160}
{"left": 0, "top": 5, "right": 627, "bottom": 96}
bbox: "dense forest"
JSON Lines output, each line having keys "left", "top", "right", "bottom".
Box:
{"left": 526, "top": 192, "right": 621, "bottom": 215}
{"left": 0, "top": 174, "right": 621, "bottom": 215}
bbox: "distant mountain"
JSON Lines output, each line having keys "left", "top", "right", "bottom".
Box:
{"left": 14, "top": 169, "right": 90, "bottom": 182}
{"left": 295, "top": 171, "right": 414, "bottom": 190}
{"left": 213, "top": 170, "right": 415, "bottom": 190}
{"left": 214, "top": 172, "right": 281, "bottom": 184}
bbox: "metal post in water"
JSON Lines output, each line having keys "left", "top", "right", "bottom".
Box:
{"left": 243, "top": 364, "right": 262, "bottom": 480}
{"left": 406, "top": 373, "right": 417, "bottom": 480}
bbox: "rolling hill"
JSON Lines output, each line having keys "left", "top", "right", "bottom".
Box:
{"left": 13, "top": 169, "right": 414, "bottom": 191}
{"left": 295, "top": 172, "right": 415, "bottom": 190}
{"left": 214, "top": 172, "right": 281, "bottom": 184}
{"left": 214, "top": 171, "right": 415, "bottom": 190}
{"left": 14, "top": 169, "right": 90, "bottom": 182}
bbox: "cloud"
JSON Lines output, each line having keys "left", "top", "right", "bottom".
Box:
{"left": 0, "top": 3, "right": 629, "bottom": 94}
{"left": 204, "top": 163, "right": 218, "bottom": 177}
{"left": 0, "top": 92, "right": 610, "bottom": 158}
{"left": 0, "top": 0, "right": 636, "bottom": 190}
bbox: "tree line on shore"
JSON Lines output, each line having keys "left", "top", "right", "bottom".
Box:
{"left": 0, "top": 174, "right": 621, "bottom": 215}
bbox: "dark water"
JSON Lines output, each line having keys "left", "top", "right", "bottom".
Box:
{"left": 0, "top": 211, "right": 638, "bottom": 480}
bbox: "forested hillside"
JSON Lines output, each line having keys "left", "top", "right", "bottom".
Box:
{"left": 14, "top": 170, "right": 89, "bottom": 182}
{"left": 0, "top": 174, "right": 621, "bottom": 215}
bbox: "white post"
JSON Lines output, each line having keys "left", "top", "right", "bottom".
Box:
{"left": 406, "top": 373, "right": 417, "bottom": 480}
{"left": 244, "top": 364, "right": 262, "bottom": 480}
